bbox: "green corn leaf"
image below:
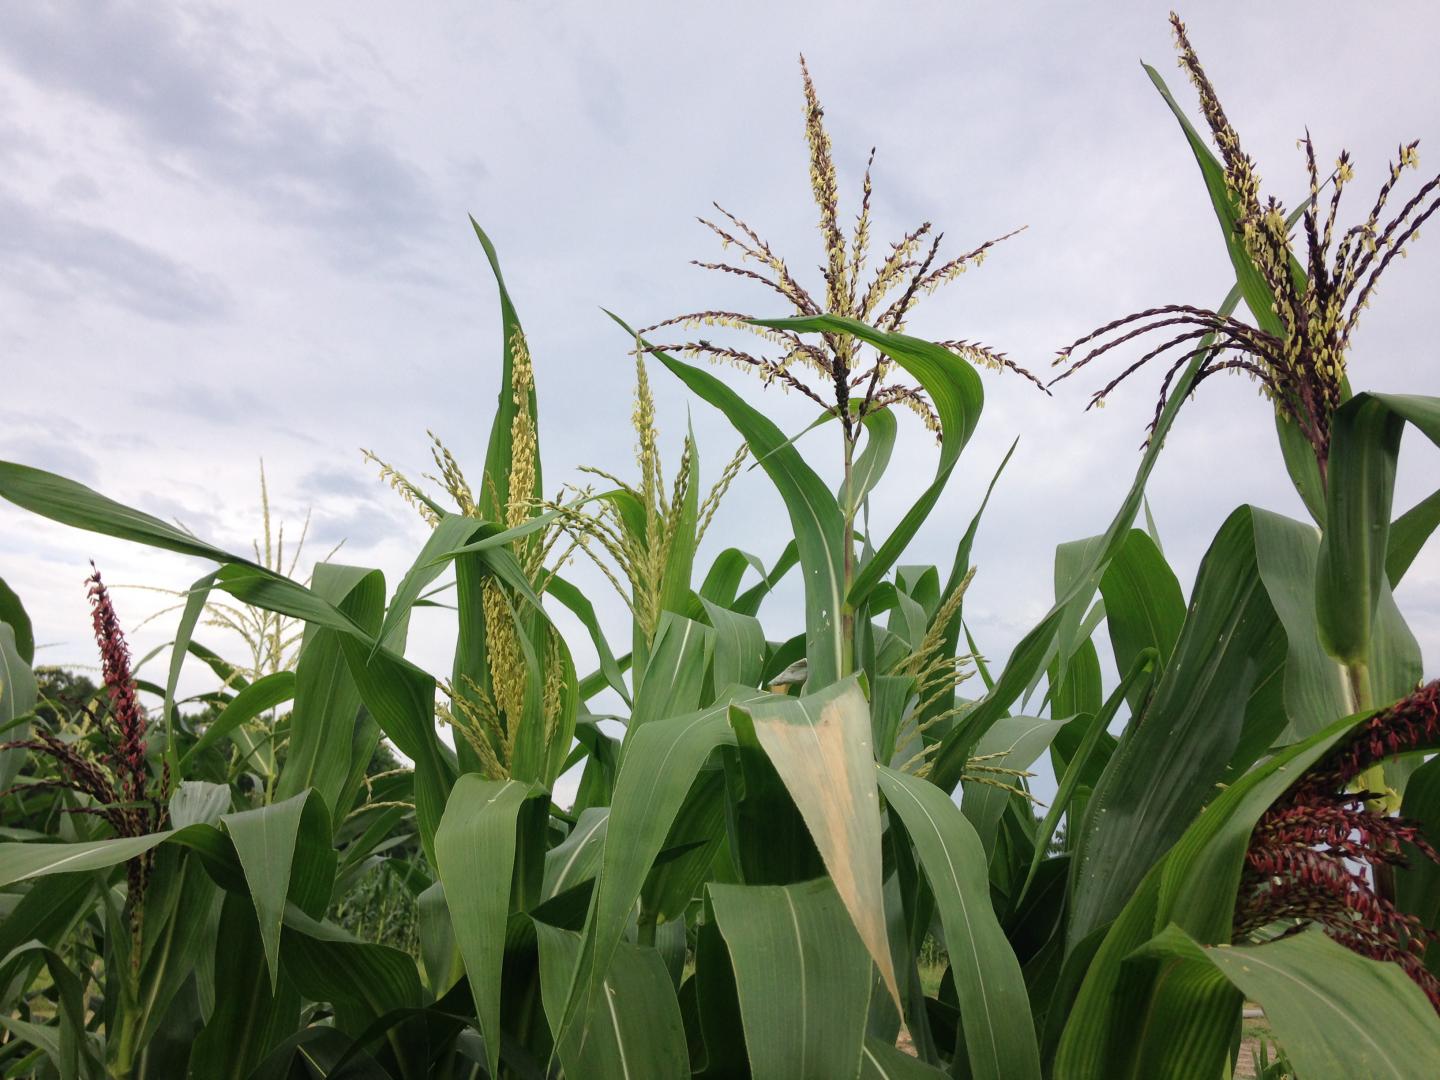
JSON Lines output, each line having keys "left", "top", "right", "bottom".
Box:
{"left": 0, "top": 577, "right": 34, "bottom": 664}
{"left": 616, "top": 313, "right": 848, "bottom": 689}
{"left": 535, "top": 921, "right": 690, "bottom": 1079}
{"left": 859, "top": 1034, "right": 948, "bottom": 1078}
{"left": 1145, "top": 925, "right": 1440, "bottom": 1080}
{"left": 222, "top": 790, "right": 333, "bottom": 991}
{"left": 1057, "top": 710, "right": 1372, "bottom": 1076}
{"left": 169, "top": 780, "right": 232, "bottom": 828}
{"left": 377, "top": 513, "right": 494, "bottom": 653}
{"left": 0, "top": 830, "right": 203, "bottom": 887}
{"left": 280, "top": 906, "right": 426, "bottom": 1046}
{"left": 134, "top": 850, "right": 224, "bottom": 1048}
{"left": 1097, "top": 529, "right": 1183, "bottom": 696}
{"left": 844, "top": 405, "right": 898, "bottom": 513}
{"left": 1249, "top": 508, "right": 1351, "bottom": 735}
{"left": 629, "top": 611, "right": 715, "bottom": 737}
{"left": 701, "top": 598, "right": 766, "bottom": 692}
{"left": 188, "top": 891, "right": 302, "bottom": 1080}
{"left": 1397, "top": 755, "right": 1440, "bottom": 937}
{"left": 557, "top": 690, "right": 766, "bottom": 1051}
{"left": 1108, "top": 924, "right": 1243, "bottom": 1080}
{"left": 277, "top": 565, "right": 385, "bottom": 818}
{"left": 416, "top": 880, "right": 460, "bottom": 995}
{"left": 908, "top": 437, "right": 1016, "bottom": 730}
{"left": 542, "top": 807, "right": 609, "bottom": 902}
{"left": 162, "top": 570, "right": 218, "bottom": 774}
{"left": 1069, "top": 505, "right": 1282, "bottom": 942}
{"left": 878, "top": 765, "right": 1042, "bottom": 1080}
{"left": 549, "top": 575, "right": 631, "bottom": 706}
{"left": 961, "top": 714, "right": 1065, "bottom": 860}
{"left": 0, "top": 942, "right": 97, "bottom": 1080}
{"left": 473, "top": 218, "right": 543, "bottom": 523}
{"left": 186, "top": 639, "right": 251, "bottom": 690}
{"left": 699, "top": 547, "right": 759, "bottom": 607}
{"left": 1159, "top": 710, "right": 1398, "bottom": 942}
{"left": 0, "top": 874, "right": 95, "bottom": 1008}
{"left": 0, "top": 461, "right": 249, "bottom": 565}
{"left": 710, "top": 878, "right": 873, "bottom": 1080}
{"left": 759, "top": 315, "right": 984, "bottom": 607}
{"left": 180, "top": 670, "right": 295, "bottom": 767}
{"left": 0, "top": 621, "right": 37, "bottom": 794}
{"left": 1020, "top": 649, "right": 1157, "bottom": 904}
{"left": 433, "top": 774, "right": 532, "bottom": 1080}
{"left": 1316, "top": 394, "right": 1406, "bottom": 665}
{"left": 735, "top": 677, "right": 900, "bottom": 1009}
{"left": 639, "top": 766, "right": 727, "bottom": 924}
{"left": 1387, "top": 484, "right": 1440, "bottom": 586}
{"left": 734, "top": 540, "right": 799, "bottom": 617}
{"left": 1317, "top": 393, "right": 1440, "bottom": 672}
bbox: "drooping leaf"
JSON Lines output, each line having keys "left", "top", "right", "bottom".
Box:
{"left": 0, "top": 461, "right": 247, "bottom": 564}
{"left": 222, "top": 790, "right": 333, "bottom": 990}
{"left": 549, "top": 574, "right": 631, "bottom": 706}
{"left": 735, "top": 677, "right": 900, "bottom": 1009}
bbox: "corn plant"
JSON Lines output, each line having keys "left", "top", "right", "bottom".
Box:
{"left": 2, "top": 14, "right": 1440, "bottom": 1079}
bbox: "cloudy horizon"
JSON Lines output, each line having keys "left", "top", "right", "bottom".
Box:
{"left": 4, "top": 2, "right": 1438, "bottom": 794}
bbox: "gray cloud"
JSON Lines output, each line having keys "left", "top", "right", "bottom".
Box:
{"left": 0, "top": 430, "right": 100, "bottom": 485}
{"left": 0, "top": 1, "right": 434, "bottom": 269}
{"left": 0, "top": 190, "right": 230, "bottom": 321}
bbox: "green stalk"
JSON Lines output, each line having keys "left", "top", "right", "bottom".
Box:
{"left": 839, "top": 427, "right": 857, "bottom": 679}
{"left": 637, "top": 909, "right": 658, "bottom": 948}
{"left": 110, "top": 976, "right": 142, "bottom": 1079}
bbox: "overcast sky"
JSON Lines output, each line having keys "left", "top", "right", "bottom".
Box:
{"left": 4, "top": 2, "right": 1439, "bottom": 788}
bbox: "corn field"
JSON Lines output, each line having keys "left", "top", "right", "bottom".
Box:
{"left": 2, "top": 13, "right": 1440, "bottom": 1079}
